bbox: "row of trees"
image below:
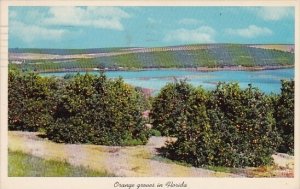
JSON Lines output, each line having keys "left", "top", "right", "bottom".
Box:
{"left": 150, "top": 80, "right": 294, "bottom": 167}
{"left": 9, "top": 70, "right": 150, "bottom": 146}
{"left": 8, "top": 70, "right": 294, "bottom": 167}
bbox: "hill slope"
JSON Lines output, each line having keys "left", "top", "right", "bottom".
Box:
{"left": 9, "top": 44, "right": 294, "bottom": 72}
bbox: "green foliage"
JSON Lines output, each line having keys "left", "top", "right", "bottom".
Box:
{"left": 11, "top": 45, "right": 294, "bottom": 72}
{"left": 274, "top": 80, "right": 294, "bottom": 154}
{"left": 156, "top": 82, "right": 212, "bottom": 167}
{"left": 153, "top": 82, "right": 282, "bottom": 167}
{"left": 150, "top": 80, "right": 208, "bottom": 136}
{"left": 45, "top": 73, "right": 150, "bottom": 145}
{"left": 8, "top": 70, "right": 58, "bottom": 131}
{"left": 8, "top": 68, "right": 294, "bottom": 168}
{"left": 149, "top": 129, "right": 161, "bottom": 137}
{"left": 8, "top": 71, "right": 150, "bottom": 146}
{"left": 206, "top": 83, "right": 281, "bottom": 167}
{"left": 8, "top": 150, "right": 113, "bottom": 177}
{"left": 134, "top": 86, "right": 152, "bottom": 111}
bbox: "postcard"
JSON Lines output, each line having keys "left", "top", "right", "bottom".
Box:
{"left": 0, "top": 0, "right": 299, "bottom": 189}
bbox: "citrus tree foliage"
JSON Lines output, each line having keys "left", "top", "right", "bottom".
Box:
{"left": 153, "top": 82, "right": 281, "bottom": 167}
{"left": 275, "top": 80, "right": 294, "bottom": 154}
{"left": 8, "top": 70, "right": 57, "bottom": 131}
{"left": 45, "top": 74, "right": 150, "bottom": 145}
{"left": 152, "top": 81, "right": 212, "bottom": 166}
{"left": 206, "top": 83, "right": 281, "bottom": 167}
{"left": 150, "top": 80, "right": 207, "bottom": 136}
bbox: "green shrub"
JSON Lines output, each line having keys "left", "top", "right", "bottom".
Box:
{"left": 155, "top": 82, "right": 281, "bottom": 167}
{"left": 45, "top": 73, "right": 150, "bottom": 146}
{"left": 275, "top": 80, "right": 294, "bottom": 154}
{"left": 206, "top": 83, "right": 281, "bottom": 167}
{"left": 150, "top": 80, "right": 206, "bottom": 136}
{"left": 159, "top": 83, "right": 212, "bottom": 167}
{"left": 134, "top": 86, "right": 152, "bottom": 112}
{"left": 149, "top": 129, "right": 161, "bottom": 137}
{"left": 8, "top": 70, "right": 57, "bottom": 131}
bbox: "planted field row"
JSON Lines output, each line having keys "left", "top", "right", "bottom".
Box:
{"left": 10, "top": 45, "right": 294, "bottom": 72}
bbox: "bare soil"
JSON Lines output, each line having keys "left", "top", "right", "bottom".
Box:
{"left": 8, "top": 131, "right": 293, "bottom": 177}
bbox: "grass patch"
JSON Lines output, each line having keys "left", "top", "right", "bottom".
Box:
{"left": 205, "top": 166, "right": 236, "bottom": 173}
{"left": 8, "top": 150, "right": 114, "bottom": 177}
{"left": 204, "top": 165, "right": 242, "bottom": 175}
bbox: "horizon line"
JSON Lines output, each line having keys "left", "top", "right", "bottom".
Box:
{"left": 8, "top": 43, "right": 295, "bottom": 50}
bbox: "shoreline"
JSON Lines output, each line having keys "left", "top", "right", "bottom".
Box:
{"left": 36, "top": 65, "right": 294, "bottom": 74}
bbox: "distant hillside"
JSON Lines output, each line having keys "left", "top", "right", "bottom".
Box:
{"left": 9, "top": 44, "right": 294, "bottom": 72}
{"left": 9, "top": 47, "right": 124, "bottom": 55}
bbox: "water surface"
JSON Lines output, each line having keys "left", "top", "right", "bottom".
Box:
{"left": 41, "top": 69, "right": 294, "bottom": 94}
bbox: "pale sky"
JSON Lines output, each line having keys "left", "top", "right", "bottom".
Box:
{"left": 9, "top": 6, "right": 295, "bottom": 48}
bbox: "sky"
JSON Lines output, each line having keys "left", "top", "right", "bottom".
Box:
{"left": 9, "top": 6, "right": 295, "bottom": 49}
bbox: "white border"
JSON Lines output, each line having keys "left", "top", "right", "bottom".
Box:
{"left": 0, "top": 1, "right": 299, "bottom": 189}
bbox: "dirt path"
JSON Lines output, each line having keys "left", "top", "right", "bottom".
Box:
{"left": 8, "top": 131, "right": 293, "bottom": 177}
{"left": 8, "top": 131, "right": 239, "bottom": 177}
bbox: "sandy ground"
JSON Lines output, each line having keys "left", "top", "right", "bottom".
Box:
{"left": 8, "top": 131, "right": 293, "bottom": 177}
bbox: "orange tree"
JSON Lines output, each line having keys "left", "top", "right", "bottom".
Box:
{"left": 152, "top": 82, "right": 281, "bottom": 167}
{"left": 45, "top": 73, "right": 150, "bottom": 145}
{"left": 206, "top": 83, "right": 281, "bottom": 167}
{"left": 150, "top": 80, "right": 202, "bottom": 136}
{"left": 8, "top": 70, "right": 58, "bottom": 131}
{"left": 275, "top": 80, "right": 294, "bottom": 154}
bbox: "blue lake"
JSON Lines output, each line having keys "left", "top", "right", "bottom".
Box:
{"left": 42, "top": 68, "right": 294, "bottom": 94}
